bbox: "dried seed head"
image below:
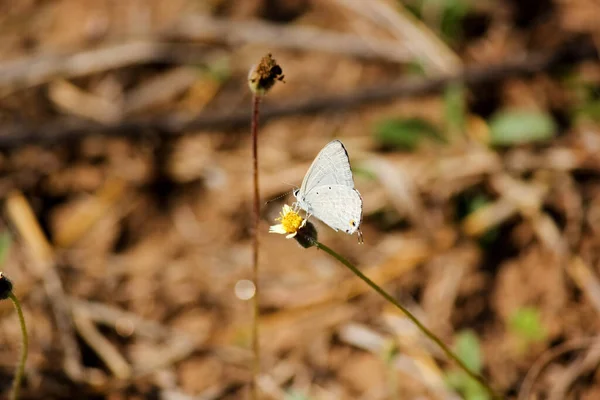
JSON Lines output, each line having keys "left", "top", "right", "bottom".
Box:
{"left": 248, "top": 53, "right": 285, "bottom": 95}
{"left": 0, "top": 272, "right": 13, "bottom": 300}
{"left": 294, "top": 221, "right": 318, "bottom": 248}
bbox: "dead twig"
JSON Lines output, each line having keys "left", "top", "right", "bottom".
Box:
{"left": 172, "top": 15, "right": 411, "bottom": 63}
{"left": 0, "top": 41, "right": 215, "bottom": 98}
{"left": 70, "top": 299, "right": 199, "bottom": 384}
{"left": 334, "top": 0, "right": 462, "bottom": 73}
{"left": 4, "top": 191, "right": 84, "bottom": 381}
{"left": 0, "top": 15, "right": 411, "bottom": 98}
{"left": 547, "top": 337, "right": 600, "bottom": 400}
{"left": 567, "top": 257, "right": 600, "bottom": 315}
{"left": 518, "top": 336, "right": 600, "bottom": 400}
{"left": 0, "top": 38, "right": 595, "bottom": 149}
{"left": 72, "top": 306, "right": 132, "bottom": 379}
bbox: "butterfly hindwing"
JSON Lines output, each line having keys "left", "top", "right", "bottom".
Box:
{"left": 302, "top": 185, "right": 362, "bottom": 234}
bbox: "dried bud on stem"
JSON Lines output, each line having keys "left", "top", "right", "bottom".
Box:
{"left": 248, "top": 53, "right": 285, "bottom": 95}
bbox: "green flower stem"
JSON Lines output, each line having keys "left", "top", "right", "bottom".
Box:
{"left": 315, "top": 241, "right": 500, "bottom": 400}
{"left": 8, "top": 292, "right": 28, "bottom": 400}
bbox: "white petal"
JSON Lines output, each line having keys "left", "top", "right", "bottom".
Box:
{"left": 269, "top": 224, "right": 287, "bottom": 234}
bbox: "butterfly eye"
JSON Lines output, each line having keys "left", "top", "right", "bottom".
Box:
{"left": 292, "top": 189, "right": 299, "bottom": 196}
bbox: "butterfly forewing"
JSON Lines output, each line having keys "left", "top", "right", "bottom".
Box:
{"left": 300, "top": 140, "right": 355, "bottom": 195}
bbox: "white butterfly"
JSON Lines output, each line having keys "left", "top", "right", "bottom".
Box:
{"left": 293, "top": 140, "right": 363, "bottom": 242}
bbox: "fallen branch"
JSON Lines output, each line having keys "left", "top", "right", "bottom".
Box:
{"left": 0, "top": 41, "right": 215, "bottom": 98}
{"left": 0, "top": 16, "right": 412, "bottom": 98}
{"left": 0, "top": 37, "right": 595, "bottom": 149}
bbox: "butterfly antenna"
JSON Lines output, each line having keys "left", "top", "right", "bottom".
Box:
{"left": 265, "top": 190, "right": 292, "bottom": 205}
{"left": 265, "top": 180, "right": 300, "bottom": 205}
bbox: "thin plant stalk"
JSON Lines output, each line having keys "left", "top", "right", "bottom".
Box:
{"left": 314, "top": 240, "right": 500, "bottom": 400}
{"left": 248, "top": 53, "right": 283, "bottom": 399}
{"left": 250, "top": 93, "right": 262, "bottom": 400}
{"left": 8, "top": 292, "right": 28, "bottom": 400}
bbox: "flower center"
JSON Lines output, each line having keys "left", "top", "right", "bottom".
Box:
{"left": 280, "top": 209, "right": 303, "bottom": 233}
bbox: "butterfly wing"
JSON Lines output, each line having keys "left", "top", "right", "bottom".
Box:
{"left": 299, "top": 140, "right": 355, "bottom": 196}
{"left": 302, "top": 185, "right": 362, "bottom": 234}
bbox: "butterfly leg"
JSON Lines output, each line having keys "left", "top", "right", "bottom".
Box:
{"left": 357, "top": 228, "right": 364, "bottom": 244}
{"left": 301, "top": 205, "right": 312, "bottom": 221}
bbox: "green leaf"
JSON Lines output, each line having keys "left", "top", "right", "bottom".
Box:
{"left": 374, "top": 118, "right": 443, "bottom": 150}
{"left": 509, "top": 307, "right": 547, "bottom": 343}
{"left": 444, "top": 83, "right": 466, "bottom": 137}
{"left": 202, "top": 56, "right": 231, "bottom": 82}
{"left": 446, "top": 370, "right": 467, "bottom": 390}
{"left": 446, "top": 331, "right": 490, "bottom": 400}
{"left": 456, "top": 192, "right": 490, "bottom": 221}
{"left": 285, "top": 391, "right": 310, "bottom": 400}
{"left": 454, "top": 330, "right": 483, "bottom": 373}
{"left": 0, "top": 232, "right": 12, "bottom": 266}
{"left": 464, "top": 377, "right": 491, "bottom": 400}
{"left": 352, "top": 165, "right": 377, "bottom": 181}
{"left": 406, "top": 59, "right": 427, "bottom": 76}
{"left": 575, "top": 100, "right": 600, "bottom": 121}
{"left": 439, "top": 0, "right": 471, "bottom": 43}
{"left": 489, "top": 110, "right": 557, "bottom": 145}
{"left": 456, "top": 193, "right": 499, "bottom": 246}
{"left": 467, "top": 194, "right": 489, "bottom": 214}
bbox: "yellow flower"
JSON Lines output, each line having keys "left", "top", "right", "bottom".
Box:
{"left": 269, "top": 204, "right": 306, "bottom": 238}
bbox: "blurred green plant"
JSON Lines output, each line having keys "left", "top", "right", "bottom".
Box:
{"left": 456, "top": 192, "right": 499, "bottom": 246}
{"left": 444, "top": 82, "right": 467, "bottom": 139}
{"left": 284, "top": 391, "right": 310, "bottom": 400}
{"left": 488, "top": 110, "right": 557, "bottom": 146}
{"left": 508, "top": 306, "right": 547, "bottom": 352}
{"left": 563, "top": 72, "right": 600, "bottom": 122}
{"left": 373, "top": 117, "right": 444, "bottom": 151}
{"left": 406, "top": 59, "right": 428, "bottom": 76}
{"left": 0, "top": 231, "right": 12, "bottom": 265}
{"left": 446, "top": 330, "right": 490, "bottom": 400}
{"left": 437, "top": 0, "right": 471, "bottom": 43}
{"left": 380, "top": 341, "right": 401, "bottom": 399}
{"left": 575, "top": 100, "right": 600, "bottom": 121}
{"left": 403, "top": 0, "right": 471, "bottom": 43}
{"left": 403, "top": 0, "right": 423, "bottom": 18}
{"left": 202, "top": 56, "right": 232, "bottom": 82}
{"left": 352, "top": 165, "right": 378, "bottom": 181}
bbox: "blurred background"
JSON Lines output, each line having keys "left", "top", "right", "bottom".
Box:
{"left": 0, "top": 0, "right": 600, "bottom": 399}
